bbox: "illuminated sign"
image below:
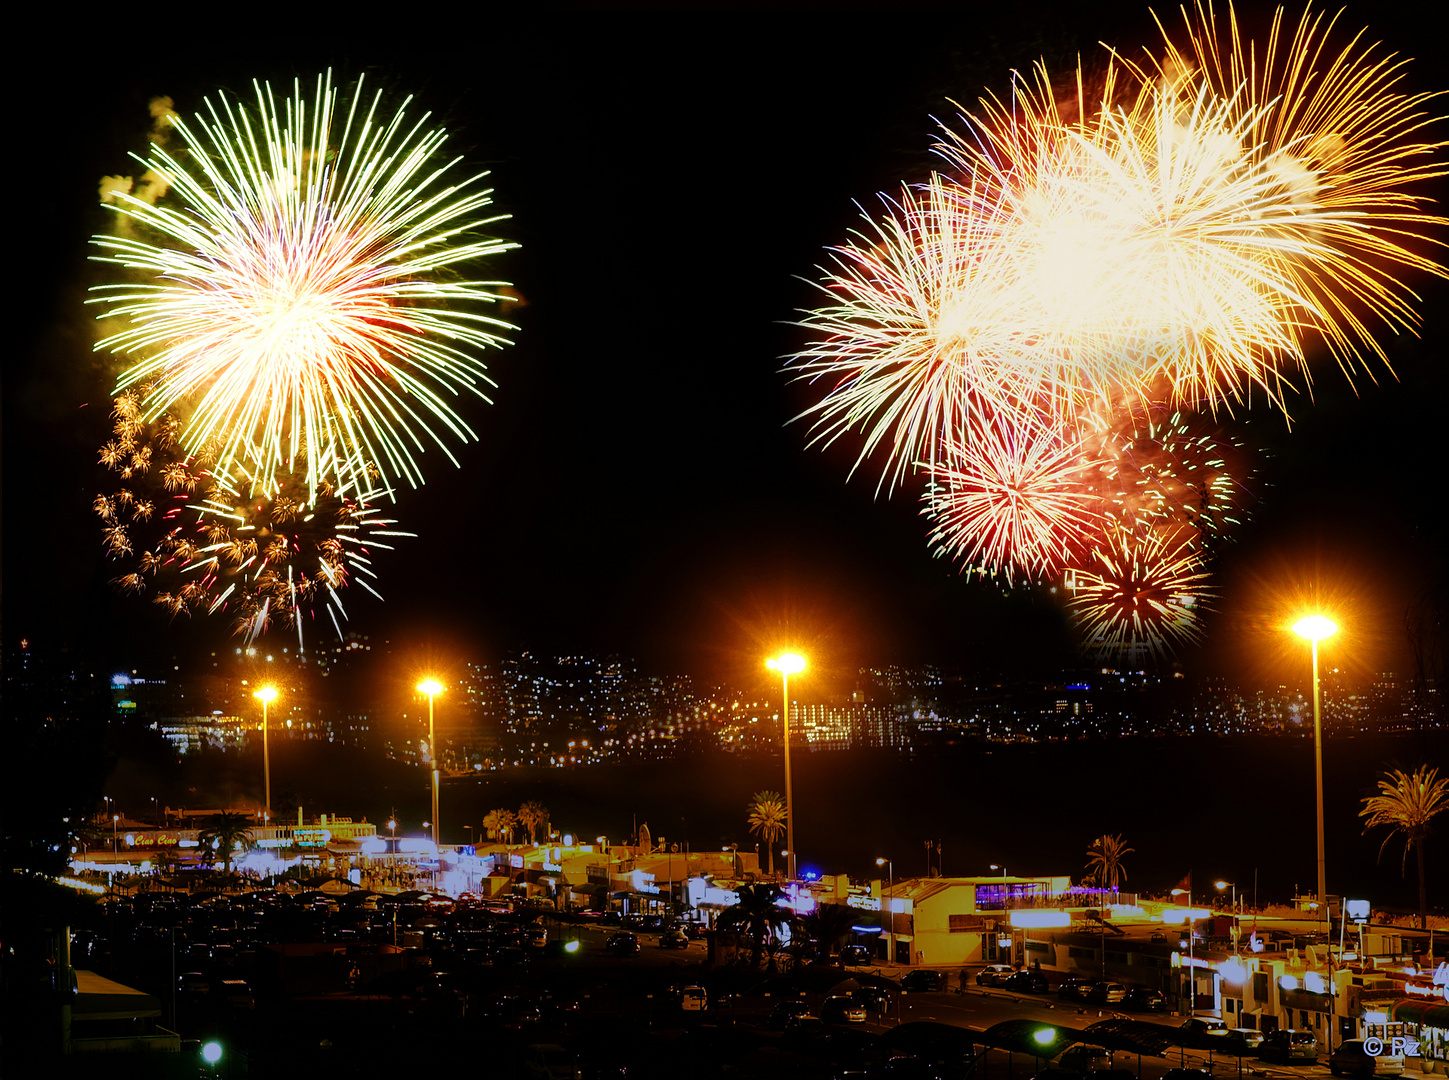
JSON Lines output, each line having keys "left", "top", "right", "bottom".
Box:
{"left": 292, "top": 828, "right": 332, "bottom": 848}
{"left": 1345, "top": 899, "right": 1371, "bottom": 924}
{"left": 1010, "top": 910, "right": 1071, "bottom": 929}
{"left": 1402, "top": 982, "right": 1448, "bottom": 1001}
{"left": 847, "top": 895, "right": 880, "bottom": 911}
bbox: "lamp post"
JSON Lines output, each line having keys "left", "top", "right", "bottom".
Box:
{"left": 765, "top": 653, "right": 805, "bottom": 882}
{"left": 1216, "top": 879, "right": 1239, "bottom": 953}
{"left": 992, "top": 863, "right": 1013, "bottom": 968}
{"left": 1172, "top": 886, "right": 1194, "bottom": 1015}
{"left": 877, "top": 857, "right": 893, "bottom": 962}
{"left": 1293, "top": 615, "right": 1338, "bottom": 913}
{"left": 254, "top": 686, "right": 277, "bottom": 824}
{"left": 418, "top": 679, "right": 443, "bottom": 850}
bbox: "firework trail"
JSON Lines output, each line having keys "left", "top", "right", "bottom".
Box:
{"left": 91, "top": 72, "right": 517, "bottom": 504}
{"left": 791, "top": 4, "right": 1443, "bottom": 657}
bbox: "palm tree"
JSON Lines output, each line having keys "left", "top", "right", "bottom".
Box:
{"left": 1084, "top": 833, "right": 1134, "bottom": 890}
{"left": 197, "top": 811, "right": 252, "bottom": 874}
{"left": 718, "top": 883, "right": 791, "bottom": 969}
{"left": 483, "top": 808, "right": 515, "bottom": 842}
{"left": 795, "top": 901, "right": 858, "bottom": 960}
{"left": 517, "top": 801, "right": 549, "bottom": 844}
{"left": 1360, "top": 765, "right": 1449, "bottom": 929}
{"left": 746, "top": 791, "right": 788, "bottom": 879}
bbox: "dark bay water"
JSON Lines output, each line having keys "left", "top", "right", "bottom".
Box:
{"left": 447, "top": 732, "right": 1449, "bottom": 913}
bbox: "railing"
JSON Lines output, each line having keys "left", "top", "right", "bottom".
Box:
{"left": 70, "top": 1026, "right": 181, "bottom": 1054}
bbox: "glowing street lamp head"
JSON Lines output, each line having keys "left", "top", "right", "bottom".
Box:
{"left": 767, "top": 653, "right": 806, "bottom": 675}
{"left": 1034, "top": 1028, "right": 1057, "bottom": 1047}
{"left": 254, "top": 686, "right": 277, "bottom": 704}
{"left": 417, "top": 678, "right": 443, "bottom": 696}
{"left": 1293, "top": 615, "right": 1338, "bottom": 642}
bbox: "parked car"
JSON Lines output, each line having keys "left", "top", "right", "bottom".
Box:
{"left": 1260, "top": 1030, "right": 1319, "bottom": 1063}
{"left": 604, "top": 932, "right": 640, "bottom": 956}
{"left": 840, "top": 944, "right": 873, "bottom": 965}
{"left": 1121, "top": 987, "right": 1166, "bottom": 1012}
{"left": 216, "top": 978, "right": 254, "bottom": 1010}
{"left": 1059, "top": 1045, "right": 1113, "bottom": 1073}
{"left": 850, "top": 986, "right": 892, "bottom": 1013}
{"left": 524, "top": 925, "right": 548, "bottom": 948}
{"left": 767, "top": 999, "right": 813, "bottom": 1030}
{"left": 1181, "top": 1017, "right": 1227, "bottom": 1035}
{"left": 1058, "top": 976, "right": 1095, "bottom": 1001}
{"left": 1085, "top": 982, "right": 1126, "bottom": 1004}
{"left": 977, "top": 963, "right": 1016, "bottom": 986}
{"left": 1223, "top": 1028, "right": 1265, "bottom": 1055}
{"left": 523, "top": 1042, "right": 581, "bottom": 1080}
{"left": 1003, "top": 969, "right": 1049, "bottom": 994}
{"left": 659, "top": 928, "right": 690, "bottom": 949}
{"left": 177, "top": 971, "right": 210, "bottom": 998}
{"left": 900, "top": 969, "right": 946, "bottom": 993}
{"left": 820, "top": 994, "right": 868, "bottom": 1024}
{"left": 1330, "top": 1039, "right": 1405, "bottom": 1077}
{"left": 782, "top": 1014, "right": 831, "bottom": 1045}
{"left": 678, "top": 985, "right": 708, "bottom": 1012}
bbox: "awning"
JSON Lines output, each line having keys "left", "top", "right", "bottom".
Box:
{"left": 73, "top": 970, "right": 161, "bottom": 1021}
{"left": 1391, "top": 999, "right": 1449, "bottom": 1029}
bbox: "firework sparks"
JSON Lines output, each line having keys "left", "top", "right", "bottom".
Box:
{"left": 923, "top": 409, "right": 1103, "bottom": 580}
{"left": 90, "top": 72, "right": 517, "bottom": 504}
{"left": 95, "top": 393, "right": 411, "bottom": 647}
{"left": 1068, "top": 523, "right": 1213, "bottom": 662}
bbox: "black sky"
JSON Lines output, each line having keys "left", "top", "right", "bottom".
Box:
{"left": 8, "top": 6, "right": 1448, "bottom": 689}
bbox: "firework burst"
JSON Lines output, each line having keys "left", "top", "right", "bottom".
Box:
{"left": 791, "top": 4, "right": 1443, "bottom": 659}
{"left": 1068, "top": 523, "right": 1213, "bottom": 662}
{"left": 90, "top": 72, "right": 517, "bottom": 504}
{"left": 923, "top": 409, "right": 1103, "bottom": 581}
{"left": 96, "top": 391, "right": 411, "bottom": 646}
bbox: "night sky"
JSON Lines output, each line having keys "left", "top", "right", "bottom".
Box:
{"left": 9, "top": 5, "right": 1449, "bottom": 691}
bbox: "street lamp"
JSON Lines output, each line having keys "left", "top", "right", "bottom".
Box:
{"left": 254, "top": 686, "right": 278, "bottom": 824}
{"left": 418, "top": 679, "right": 443, "bottom": 850}
{"left": 877, "top": 857, "right": 894, "bottom": 963}
{"left": 1293, "top": 614, "right": 1338, "bottom": 913}
{"left": 765, "top": 653, "right": 805, "bottom": 882}
{"left": 1172, "top": 886, "right": 1195, "bottom": 1015}
{"left": 1216, "top": 879, "right": 1239, "bottom": 954}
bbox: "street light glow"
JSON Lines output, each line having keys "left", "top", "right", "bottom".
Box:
{"left": 766, "top": 653, "right": 806, "bottom": 675}
{"left": 417, "top": 678, "right": 443, "bottom": 695}
{"left": 1293, "top": 615, "right": 1338, "bottom": 642}
{"left": 254, "top": 685, "right": 277, "bottom": 703}
{"left": 1034, "top": 1028, "right": 1057, "bottom": 1046}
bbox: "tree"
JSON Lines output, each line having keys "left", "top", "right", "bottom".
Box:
{"left": 1084, "top": 833, "right": 1134, "bottom": 890}
{"left": 197, "top": 811, "right": 252, "bottom": 874}
{"left": 483, "top": 808, "right": 516, "bottom": 843}
{"left": 746, "top": 791, "right": 788, "bottom": 879}
{"left": 517, "top": 801, "right": 549, "bottom": 844}
{"left": 794, "top": 901, "right": 858, "bottom": 960}
{"left": 1360, "top": 765, "right": 1449, "bottom": 929}
{"left": 718, "top": 883, "right": 791, "bottom": 970}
